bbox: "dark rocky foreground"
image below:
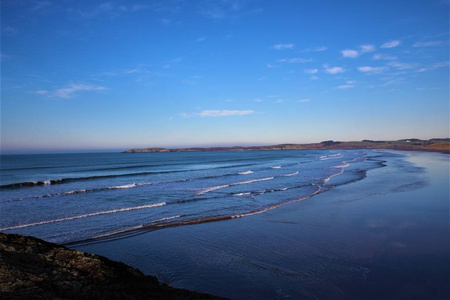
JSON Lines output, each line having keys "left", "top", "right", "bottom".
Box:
{"left": 0, "top": 233, "right": 224, "bottom": 299}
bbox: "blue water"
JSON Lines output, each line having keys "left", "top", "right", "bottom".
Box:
{"left": 1, "top": 150, "right": 384, "bottom": 244}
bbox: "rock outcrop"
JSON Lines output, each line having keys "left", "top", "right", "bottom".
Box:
{"left": 0, "top": 233, "right": 223, "bottom": 299}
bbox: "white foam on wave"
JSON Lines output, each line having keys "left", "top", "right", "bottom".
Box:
{"left": 0, "top": 202, "right": 166, "bottom": 231}
{"left": 319, "top": 153, "right": 343, "bottom": 160}
{"left": 234, "top": 192, "right": 251, "bottom": 196}
{"left": 108, "top": 183, "right": 137, "bottom": 189}
{"left": 238, "top": 170, "right": 254, "bottom": 175}
{"left": 232, "top": 185, "right": 322, "bottom": 219}
{"left": 153, "top": 215, "right": 182, "bottom": 222}
{"left": 64, "top": 190, "right": 87, "bottom": 196}
{"left": 236, "top": 177, "right": 274, "bottom": 186}
{"left": 197, "top": 184, "right": 230, "bottom": 195}
{"left": 271, "top": 166, "right": 281, "bottom": 169}
{"left": 323, "top": 161, "right": 352, "bottom": 184}
{"left": 283, "top": 171, "right": 299, "bottom": 176}
{"left": 60, "top": 182, "right": 153, "bottom": 197}
{"left": 333, "top": 162, "right": 350, "bottom": 169}
{"left": 197, "top": 177, "right": 275, "bottom": 195}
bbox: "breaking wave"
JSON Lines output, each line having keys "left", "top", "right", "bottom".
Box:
{"left": 0, "top": 202, "right": 166, "bottom": 231}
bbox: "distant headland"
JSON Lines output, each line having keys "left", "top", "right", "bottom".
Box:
{"left": 124, "top": 138, "right": 450, "bottom": 154}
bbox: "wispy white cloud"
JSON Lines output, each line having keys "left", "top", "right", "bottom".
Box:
{"left": 118, "top": 4, "right": 147, "bottom": 13}
{"left": 324, "top": 64, "right": 345, "bottom": 74}
{"left": 298, "top": 98, "right": 311, "bottom": 103}
{"left": 182, "top": 110, "right": 254, "bottom": 117}
{"left": 360, "top": 44, "right": 375, "bottom": 53}
{"left": 337, "top": 81, "right": 356, "bottom": 89}
{"left": 302, "top": 46, "right": 328, "bottom": 52}
{"left": 79, "top": 3, "right": 147, "bottom": 18}
{"left": 39, "top": 83, "right": 106, "bottom": 98}
{"left": 198, "top": 0, "right": 245, "bottom": 20}
{"left": 373, "top": 53, "right": 398, "bottom": 60}
{"left": 416, "top": 61, "right": 449, "bottom": 72}
{"left": 412, "top": 41, "right": 443, "bottom": 47}
{"left": 304, "top": 68, "right": 318, "bottom": 74}
{"left": 33, "top": 90, "right": 49, "bottom": 95}
{"left": 387, "top": 61, "right": 417, "bottom": 70}
{"left": 310, "top": 76, "right": 319, "bottom": 80}
{"left": 278, "top": 58, "right": 312, "bottom": 63}
{"left": 196, "top": 36, "right": 207, "bottom": 42}
{"left": 341, "top": 49, "right": 359, "bottom": 58}
{"left": 416, "top": 86, "right": 444, "bottom": 91}
{"left": 381, "top": 77, "right": 405, "bottom": 86}
{"left": 341, "top": 44, "right": 375, "bottom": 58}
{"left": 337, "top": 85, "right": 354, "bottom": 89}
{"left": 125, "top": 68, "right": 140, "bottom": 74}
{"left": 274, "top": 99, "right": 283, "bottom": 104}
{"left": 266, "top": 64, "right": 280, "bottom": 68}
{"left": 381, "top": 40, "right": 401, "bottom": 48}
{"left": 254, "top": 98, "right": 263, "bottom": 102}
{"left": 79, "top": 2, "right": 115, "bottom": 18}
{"left": 358, "top": 66, "right": 388, "bottom": 73}
{"left": 272, "top": 43, "right": 294, "bottom": 50}
{"left": 163, "top": 57, "right": 183, "bottom": 68}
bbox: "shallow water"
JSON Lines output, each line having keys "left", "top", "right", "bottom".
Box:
{"left": 71, "top": 151, "right": 450, "bottom": 299}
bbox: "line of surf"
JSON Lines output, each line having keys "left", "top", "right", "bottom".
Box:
{"left": 0, "top": 164, "right": 263, "bottom": 190}
{"left": 0, "top": 202, "right": 166, "bottom": 231}
{"left": 197, "top": 177, "right": 275, "bottom": 195}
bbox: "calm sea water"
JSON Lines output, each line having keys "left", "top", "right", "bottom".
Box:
{"left": 1, "top": 149, "right": 383, "bottom": 244}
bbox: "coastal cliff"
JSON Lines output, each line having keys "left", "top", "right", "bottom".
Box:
{"left": 0, "top": 233, "right": 223, "bottom": 299}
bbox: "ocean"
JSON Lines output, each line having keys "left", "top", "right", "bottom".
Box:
{"left": 1, "top": 149, "right": 381, "bottom": 244}
{"left": 1, "top": 150, "right": 449, "bottom": 299}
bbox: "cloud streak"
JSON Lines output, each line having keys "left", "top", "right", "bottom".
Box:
{"left": 342, "top": 49, "right": 359, "bottom": 58}
{"left": 360, "top": 44, "right": 375, "bottom": 53}
{"left": 304, "top": 68, "right": 318, "bottom": 74}
{"left": 358, "top": 66, "right": 387, "bottom": 73}
{"left": 381, "top": 40, "right": 401, "bottom": 48}
{"left": 302, "top": 46, "right": 328, "bottom": 52}
{"left": 413, "top": 41, "right": 443, "bottom": 47}
{"left": 324, "top": 65, "right": 345, "bottom": 74}
{"left": 272, "top": 43, "right": 294, "bottom": 50}
{"left": 35, "top": 83, "right": 106, "bottom": 98}
{"left": 278, "top": 58, "right": 311, "bottom": 63}
{"left": 182, "top": 110, "right": 254, "bottom": 118}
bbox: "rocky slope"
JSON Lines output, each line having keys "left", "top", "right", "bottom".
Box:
{"left": 0, "top": 233, "right": 224, "bottom": 299}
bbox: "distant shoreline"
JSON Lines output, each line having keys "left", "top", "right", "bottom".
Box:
{"left": 123, "top": 138, "right": 450, "bottom": 154}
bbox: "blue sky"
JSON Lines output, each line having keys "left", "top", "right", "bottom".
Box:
{"left": 1, "top": 0, "right": 449, "bottom": 153}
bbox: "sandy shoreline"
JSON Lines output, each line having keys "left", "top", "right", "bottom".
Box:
{"left": 72, "top": 150, "right": 449, "bottom": 299}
